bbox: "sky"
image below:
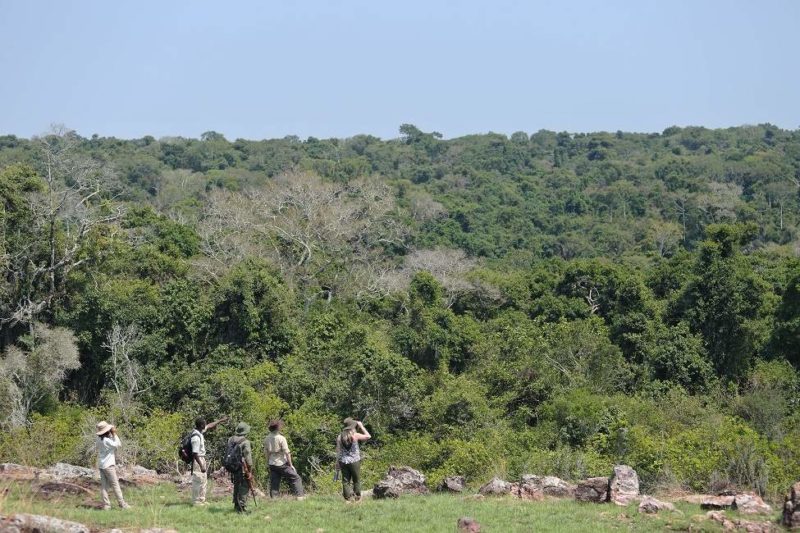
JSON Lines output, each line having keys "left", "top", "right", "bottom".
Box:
{"left": 0, "top": 0, "right": 798, "bottom": 140}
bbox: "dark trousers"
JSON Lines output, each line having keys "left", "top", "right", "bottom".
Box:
{"left": 269, "top": 464, "right": 304, "bottom": 497}
{"left": 232, "top": 471, "right": 249, "bottom": 512}
{"left": 340, "top": 460, "right": 361, "bottom": 500}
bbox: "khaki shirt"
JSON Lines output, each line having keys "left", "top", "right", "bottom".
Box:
{"left": 263, "top": 431, "right": 290, "bottom": 466}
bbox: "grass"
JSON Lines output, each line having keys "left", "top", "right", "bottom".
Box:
{"left": 0, "top": 480, "right": 777, "bottom": 532}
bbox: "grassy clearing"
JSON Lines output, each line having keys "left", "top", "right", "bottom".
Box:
{"left": 0, "top": 480, "right": 774, "bottom": 532}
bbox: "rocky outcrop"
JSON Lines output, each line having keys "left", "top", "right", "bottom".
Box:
{"left": 478, "top": 477, "right": 512, "bottom": 496}
{"left": 44, "top": 463, "right": 97, "bottom": 482}
{"left": 517, "top": 475, "right": 574, "bottom": 499}
{"left": 638, "top": 496, "right": 676, "bottom": 514}
{"left": 37, "top": 481, "right": 94, "bottom": 498}
{"left": 575, "top": 477, "right": 609, "bottom": 503}
{"left": 733, "top": 493, "right": 772, "bottom": 515}
{"left": 608, "top": 465, "right": 639, "bottom": 505}
{"left": 700, "top": 495, "right": 735, "bottom": 510}
{"left": 707, "top": 511, "right": 776, "bottom": 532}
{"left": 438, "top": 476, "right": 466, "bottom": 493}
{"left": 0, "top": 464, "right": 41, "bottom": 481}
{"left": 457, "top": 517, "right": 481, "bottom": 532}
{"left": 0, "top": 513, "right": 90, "bottom": 533}
{"left": 373, "top": 466, "right": 428, "bottom": 499}
{"left": 784, "top": 482, "right": 800, "bottom": 529}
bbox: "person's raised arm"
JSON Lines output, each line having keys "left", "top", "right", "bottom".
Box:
{"left": 204, "top": 415, "right": 229, "bottom": 432}
{"left": 354, "top": 421, "right": 371, "bottom": 441}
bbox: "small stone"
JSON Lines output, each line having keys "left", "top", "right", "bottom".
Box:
{"left": 457, "top": 517, "right": 481, "bottom": 532}
{"left": 638, "top": 496, "right": 676, "bottom": 514}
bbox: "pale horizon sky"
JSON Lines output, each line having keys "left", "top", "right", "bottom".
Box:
{"left": 1, "top": 0, "right": 798, "bottom": 140}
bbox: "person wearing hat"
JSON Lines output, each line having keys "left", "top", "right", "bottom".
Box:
{"left": 95, "top": 421, "right": 130, "bottom": 510}
{"left": 227, "top": 422, "right": 254, "bottom": 513}
{"left": 263, "top": 419, "right": 305, "bottom": 499}
{"left": 335, "top": 417, "right": 370, "bottom": 501}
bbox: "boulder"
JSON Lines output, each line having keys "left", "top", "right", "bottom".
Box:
{"left": 700, "top": 495, "right": 735, "bottom": 510}
{"left": 608, "top": 465, "right": 639, "bottom": 505}
{"left": 0, "top": 513, "right": 90, "bottom": 533}
{"left": 43, "top": 463, "right": 97, "bottom": 482}
{"left": 457, "top": 517, "right": 481, "bottom": 532}
{"left": 0, "top": 464, "right": 41, "bottom": 481}
{"left": 516, "top": 481, "right": 543, "bottom": 501}
{"left": 638, "top": 496, "right": 676, "bottom": 514}
{"left": 373, "top": 466, "right": 428, "bottom": 499}
{"left": 118, "top": 465, "right": 163, "bottom": 485}
{"left": 478, "top": 477, "right": 512, "bottom": 496}
{"left": 733, "top": 493, "right": 772, "bottom": 515}
{"left": 784, "top": 482, "right": 800, "bottom": 529}
{"left": 518, "top": 475, "right": 574, "bottom": 498}
{"left": 438, "top": 476, "right": 466, "bottom": 493}
{"left": 575, "top": 477, "right": 609, "bottom": 503}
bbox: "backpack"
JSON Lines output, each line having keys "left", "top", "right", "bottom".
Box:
{"left": 178, "top": 431, "right": 196, "bottom": 465}
{"left": 223, "top": 437, "right": 244, "bottom": 473}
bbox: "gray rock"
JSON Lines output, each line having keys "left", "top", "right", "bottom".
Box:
{"left": 733, "top": 493, "right": 772, "bottom": 515}
{"left": 457, "top": 517, "right": 481, "bottom": 532}
{"left": 373, "top": 466, "right": 428, "bottom": 499}
{"left": 0, "top": 513, "right": 90, "bottom": 533}
{"left": 519, "top": 474, "right": 575, "bottom": 498}
{"left": 638, "top": 496, "right": 676, "bottom": 514}
{"left": 575, "top": 477, "right": 609, "bottom": 503}
{"left": 478, "top": 477, "right": 512, "bottom": 496}
{"left": 608, "top": 465, "right": 639, "bottom": 505}
{"left": 43, "top": 463, "right": 97, "bottom": 482}
{"left": 438, "top": 475, "right": 466, "bottom": 493}
{"left": 0, "top": 463, "right": 41, "bottom": 481}
{"left": 700, "top": 495, "right": 735, "bottom": 510}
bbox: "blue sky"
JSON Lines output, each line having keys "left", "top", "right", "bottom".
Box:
{"left": 1, "top": 0, "right": 798, "bottom": 140}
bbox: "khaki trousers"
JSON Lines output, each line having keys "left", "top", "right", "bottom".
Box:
{"left": 99, "top": 466, "right": 127, "bottom": 508}
{"left": 192, "top": 470, "right": 207, "bottom": 504}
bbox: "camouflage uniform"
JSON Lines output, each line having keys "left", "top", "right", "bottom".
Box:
{"left": 228, "top": 423, "right": 254, "bottom": 513}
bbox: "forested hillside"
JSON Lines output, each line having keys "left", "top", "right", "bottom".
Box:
{"left": 1, "top": 124, "right": 799, "bottom": 497}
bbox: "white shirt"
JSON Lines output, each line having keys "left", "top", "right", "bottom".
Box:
{"left": 190, "top": 430, "right": 206, "bottom": 457}
{"left": 97, "top": 434, "right": 121, "bottom": 469}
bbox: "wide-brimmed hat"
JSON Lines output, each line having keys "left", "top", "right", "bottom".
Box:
{"left": 268, "top": 419, "right": 284, "bottom": 431}
{"left": 235, "top": 422, "right": 251, "bottom": 436}
{"left": 342, "top": 417, "right": 357, "bottom": 430}
{"left": 96, "top": 421, "right": 113, "bottom": 436}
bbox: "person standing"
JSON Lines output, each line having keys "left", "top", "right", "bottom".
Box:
{"left": 335, "top": 417, "right": 370, "bottom": 501}
{"left": 95, "top": 420, "right": 130, "bottom": 510}
{"left": 263, "top": 419, "right": 305, "bottom": 499}
{"left": 227, "top": 422, "right": 254, "bottom": 513}
{"left": 190, "top": 415, "right": 228, "bottom": 506}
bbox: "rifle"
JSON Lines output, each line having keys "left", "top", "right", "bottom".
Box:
{"left": 241, "top": 458, "right": 257, "bottom": 507}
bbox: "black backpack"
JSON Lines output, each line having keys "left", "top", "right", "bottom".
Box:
{"left": 223, "top": 437, "right": 244, "bottom": 473}
{"left": 179, "top": 431, "right": 197, "bottom": 465}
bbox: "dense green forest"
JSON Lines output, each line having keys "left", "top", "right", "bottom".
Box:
{"left": 1, "top": 124, "right": 799, "bottom": 498}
